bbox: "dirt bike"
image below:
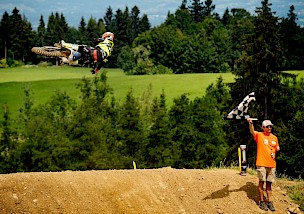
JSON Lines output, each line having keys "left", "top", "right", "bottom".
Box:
{"left": 31, "top": 41, "right": 95, "bottom": 67}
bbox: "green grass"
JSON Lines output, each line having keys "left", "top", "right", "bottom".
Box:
{"left": 0, "top": 66, "right": 235, "bottom": 120}
{"left": 286, "top": 183, "right": 304, "bottom": 210}
{"left": 1, "top": 67, "right": 304, "bottom": 121}
{"left": 0, "top": 66, "right": 92, "bottom": 82}
{"left": 277, "top": 178, "right": 304, "bottom": 211}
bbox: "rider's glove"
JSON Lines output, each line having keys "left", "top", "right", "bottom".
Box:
{"left": 92, "top": 38, "right": 104, "bottom": 45}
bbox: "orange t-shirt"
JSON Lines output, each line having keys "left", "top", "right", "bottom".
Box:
{"left": 254, "top": 132, "right": 279, "bottom": 168}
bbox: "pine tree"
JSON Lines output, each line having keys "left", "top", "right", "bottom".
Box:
{"left": 117, "top": 89, "right": 144, "bottom": 160}
{"left": 58, "top": 13, "right": 68, "bottom": 40}
{"left": 174, "top": 4, "right": 193, "bottom": 33}
{"left": 37, "top": 15, "right": 46, "bottom": 46}
{"left": 227, "top": 9, "right": 254, "bottom": 72}
{"left": 139, "top": 14, "right": 150, "bottom": 32}
{"left": 231, "top": 0, "right": 288, "bottom": 119}
{"left": 189, "top": 0, "right": 203, "bottom": 23}
{"left": 0, "top": 104, "right": 18, "bottom": 173}
{"left": 280, "top": 5, "right": 304, "bottom": 69}
{"left": 222, "top": 8, "right": 230, "bottom": 26}
{"left": 10, "top": 7, "right": 23, "bottom": 60}
{"left": 86, "top": 17, "right": 99, "bottom": 45}
{"left": 131, "top": 6, "right": 140, "bottom": 38}
{"left": 122, "top": 7, "right": 133, "bottom": 45}
{"left": 97, "top": 19, "right": 106, "bottom": 36}
{"left": 180, "top": 0, "right": 188, "bottom": 10}
{"left": 202, "top": 0, "right": 215, "bottom": 17}
{"left": 20, "top": 17, "right": 35, "bottom": 62}
{"left": 168, "top": 94, "right": 191, "bottom": 168}
{"left": 104, "top": 6, "right": 114, "bottom": 31}
{"left": 44, "top": 13, "right": 56, "bottom": 44}
{"left": 146, "top": 92, "right": 174, "bottom": 168}
{"left": 0, "top": 12, "right": 10, "bottom": 59}
{"left": 0, "top": 8, "right": 34, "bottom": 62}
{"left": 44, "top": 12, "right": 69, "bottom": 45}
{"left": 78, "top": 17, "right": 88, "bottom": 44}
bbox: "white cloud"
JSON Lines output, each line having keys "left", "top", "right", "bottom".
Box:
{"left": 0, "top": 3, "right": 15, "bottom": 11}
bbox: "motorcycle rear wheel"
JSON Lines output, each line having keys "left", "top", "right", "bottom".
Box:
{"left": 31, "top": 46, "right": 68, "bottom": 58}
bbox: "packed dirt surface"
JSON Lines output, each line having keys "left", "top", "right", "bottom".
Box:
{"left": 0, "top": 168, "right": 302, "bottom": 214}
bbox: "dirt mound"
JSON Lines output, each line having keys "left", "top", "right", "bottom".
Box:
{"left": 0, "top": 168, "right": 302, "bottom": 214}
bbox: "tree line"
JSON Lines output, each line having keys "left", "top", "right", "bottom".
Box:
{"left": 118, "top": 0, "right": 304, "bottom": 74}
{"left": 0, "top": 73, "right": 228, "bottom": 172}
{"left": 1, "top": 72, "right": 303, "bottom": 177}
{"left": 0, "top": 0, "right": 304, "bottom": 72}
{"left": 0, "top": 0, "right": 303, "bottom": 178}
{"left": 0, "top": 5, "right": 150, "bottom": 67}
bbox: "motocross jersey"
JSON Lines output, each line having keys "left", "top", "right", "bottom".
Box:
{"left": 95, "top": 38, "right": 114, "bottom": 59}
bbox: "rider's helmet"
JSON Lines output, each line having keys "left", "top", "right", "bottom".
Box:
{"left": 102, "top": 32, "right": 114, "bottom": 41}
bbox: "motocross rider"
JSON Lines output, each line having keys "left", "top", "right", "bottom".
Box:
{"left": 91, "top": 32, "right": 114, "bottom": 74}
{"left": 61, "top": 32, "right": 114, "bottom": 74}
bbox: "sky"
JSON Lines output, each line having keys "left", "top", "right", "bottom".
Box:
{"left": 1, "top": 0, "right": 303, "bottom": 29}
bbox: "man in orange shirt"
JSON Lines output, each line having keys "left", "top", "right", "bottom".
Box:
{"left": 247, "top": 118, "right": 280, "bottom": 211}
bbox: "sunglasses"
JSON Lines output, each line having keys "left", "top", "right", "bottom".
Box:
{"left": 264, "top": 125, "right": 273, "bottom": 129}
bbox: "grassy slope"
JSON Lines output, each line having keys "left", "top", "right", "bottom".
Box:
{"left": 0, "top": 66, "right": 235, "bottom": 120}
{"left": 1, "top": 67, "right": 303, "bottom": 121}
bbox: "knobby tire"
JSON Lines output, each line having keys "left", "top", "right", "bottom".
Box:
{"left": 31, "top": 47, "right": 67, "bottom": 57}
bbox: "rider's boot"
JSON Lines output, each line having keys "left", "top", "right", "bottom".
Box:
{"left": 68, "top": 50, "right": 74, "bottom": 62}
{"left": 61, "top": 57, "right": 69, "bottom": 64}
{"left": 60, "top": 40, "right": 66, "bottom": 47}
{"left": 91, "top": 68, "right": 100, "bottom": 74}
{"left": 61, "top": 40, "right": 79, "bottom": 51}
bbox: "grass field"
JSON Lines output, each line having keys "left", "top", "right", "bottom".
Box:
{"left": 0, "top": 66, "right": 237, "bottom": 120}
{"left": 1, "top": 66, "right": 304, "bottom": 121}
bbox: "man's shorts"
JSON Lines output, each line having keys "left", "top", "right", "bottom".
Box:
{"left": 256, "top": 166, "right": 276, "bottom": 182}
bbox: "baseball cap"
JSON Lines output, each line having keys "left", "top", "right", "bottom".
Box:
{"left": 262, "top": 120, "right": 273, "bottom": 127}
